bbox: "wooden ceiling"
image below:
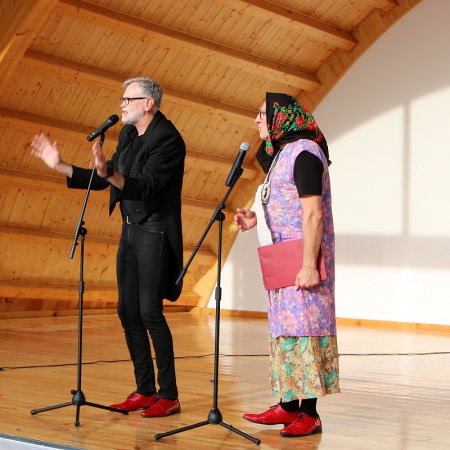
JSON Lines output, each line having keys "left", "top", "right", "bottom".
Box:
{"left": 0, "top": 0, "right": 421, "bottom": 318}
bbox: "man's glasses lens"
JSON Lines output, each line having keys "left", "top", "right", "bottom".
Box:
{"left": 120, "top": 97, "right": 148, "bottom": 105}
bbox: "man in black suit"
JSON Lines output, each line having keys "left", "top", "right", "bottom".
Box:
{"left": 31, "top": 77, "right": 185, "bottom": 417}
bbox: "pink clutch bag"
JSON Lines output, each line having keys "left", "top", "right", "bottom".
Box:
{"left": 257, "top": 239, "right": 327, "bottom": 290}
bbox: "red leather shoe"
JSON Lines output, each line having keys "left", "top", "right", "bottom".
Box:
{"left": 243, "top": 405, "right": 299, "bottom": 425}
{"left": 141, "top": 398, "right": 181, "bottom": 418}
{"left": 280, "top": 412, "right": 322, "bottom": 437}
{"left": 109, "top": 392, "right": 157, "bottom": 411}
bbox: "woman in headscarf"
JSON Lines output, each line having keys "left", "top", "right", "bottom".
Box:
{"left": 234, "top": 93, "right": 339, "bottom": 438}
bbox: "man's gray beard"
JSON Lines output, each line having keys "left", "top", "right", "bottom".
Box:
{"left": 122, "top": 110, "right": 144, "bottom": 125}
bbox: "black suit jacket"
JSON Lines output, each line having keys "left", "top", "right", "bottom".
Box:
{"left": 68, "top": 111, "right": 186, "bottom": 301}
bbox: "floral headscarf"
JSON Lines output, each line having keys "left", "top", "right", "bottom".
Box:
{"left": 256, "top": 93, "right": 330, "bottom": 173}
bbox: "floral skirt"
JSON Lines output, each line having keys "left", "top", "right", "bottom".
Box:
{"left": 269, "top": 334, "right": 340, "bottom": 401}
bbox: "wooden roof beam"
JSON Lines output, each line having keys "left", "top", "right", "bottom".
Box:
{"left": 21, "top": 50, "right": 256, "bottom": 123}
{"left": 56, "top": 0, "right": 319, "bottom": 90}
{"left": 371, "top": 0, "right": 399, "bottom": 12}
{"left": 0, "top": 0, "right": 59, "bottom": 94}
{"left": 0, "top": 280, "right": 199, "bottom": 306}
{"left": 0, "top": 105, "right": 97, "bottom": 144}
{"left": 185, "top": 149, "right": 258, "bottom": 180}
{"left": 226, "top": 0, "right": 356, "bottom": 50}
{"left": 0, "top": 167, "right": 236, "bottom": 220}
{"left": 0, "top": 107, "right": 258, "bottom": 181}
{"left": 0, "top": 225, "right": 216, "bottom": 266}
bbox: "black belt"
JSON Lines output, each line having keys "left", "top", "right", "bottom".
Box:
{"left": 124, "top": 213, "right": 160, "bottom": 224}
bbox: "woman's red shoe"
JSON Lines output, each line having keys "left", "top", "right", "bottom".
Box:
{"left": 243, "top": 405, "right": 299, "bottom": 425}
{"left": 280, "top": 412, "right": 322, "bottom": 437}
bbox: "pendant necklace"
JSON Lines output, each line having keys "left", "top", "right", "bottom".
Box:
{"left": 261, "top": 149, "right": 284, "bottom": 204}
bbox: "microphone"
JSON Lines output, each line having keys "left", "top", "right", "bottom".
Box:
{"left": 225, "top": 142, "right": 250, "bottom": 186}
{"left": 86, "top": 114, "right": 120, "bottom": 142}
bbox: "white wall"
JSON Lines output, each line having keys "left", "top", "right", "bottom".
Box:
{"left": 208, "top": 0, "right": 450, "bottom": 325}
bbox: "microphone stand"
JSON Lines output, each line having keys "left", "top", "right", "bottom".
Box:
{"left": 30, "top": 133, "right": 127, "bottom": 427}
{"left": 155, "top": 166, "right": 260, "bottom": 445}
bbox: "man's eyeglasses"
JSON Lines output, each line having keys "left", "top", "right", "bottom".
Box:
{"left": 258, "top": 110, "right": 266, "bottom": 119}
{"left": 120, "top": 97, "right": 149, "bottom": 105}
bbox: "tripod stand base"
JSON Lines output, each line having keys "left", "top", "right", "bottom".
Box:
{"left": 31, "top": 389, "right": 128, "bottom": 427}
{"left": 154, "top": 407, "right": 261, "bottom": 445}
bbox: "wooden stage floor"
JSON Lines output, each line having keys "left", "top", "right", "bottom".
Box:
{"left": 1, "top": 312, "right": 449, "bottom": 449}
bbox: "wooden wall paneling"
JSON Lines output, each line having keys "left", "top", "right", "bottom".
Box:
{"left": 1, "top": 64, "right": 35, "bottom": 109}
{"left": 0, "top": 226, "right": 218, "bottom": 271}
{"left": 0, "top": 106, "right": 117, "bottom": 152}
{"left": 39, "top": 14, "right": 73, "bottom": 55}
{"left": 0, "top": 166, "right": 236, "bottom": 230}
{"left": 18, "top": 50, "right": 257, "bottom": 128}
{"left": 185, "top": 149, "right": 258, "bottom": 181}
{"left": 3, "top": 186, "right": 49, "bottom": 229}
{"left": 114, "top": 36, "right": 147, "bottom": 76}
{"left": 129, "top": 43, "right": 171, "bottom": 82}
{"left": 0, "top": 223, "right": 207, "bottom": 310}
{"left": 28, "top": 8, "right": 63, "bottom": 52}
{"left": 371, "top": 0, "right": 399, "bottom": 12}
{"left": 185, "top": 168, "right": 215, "bottom": 201}
{"left": 154, "top": 50, "right": 191, "bottom": 88}
{"left": 201, "top": 2, "right": 237, "bottom": 40}
{"left": 56, "top": 0, "right": 320, "bottom": 89}
{"left": 53, "top": 17, "right": 84, "bottom": 59}
{"left": 0, "top": 226, "right": 114, "bottom": 284}
{"left": 182, "top": 216, "right": 208, "bottom": 246}
{"left": 0, "top": 298, "right": 117, "bottom": 319}
{"left": 221, "top": 0, "right": 356, "bottom": 49}
{"left": 0, "top": 128, "right": 21, "bottom": 169}
{"left": 27, "top": 73, "right": 60, "bottom": 119}
{"left": 0, "top": 0, "right": 59, "bottom": 94}
{"left": 274, "top": 0, "right": 366, "bottom": 29}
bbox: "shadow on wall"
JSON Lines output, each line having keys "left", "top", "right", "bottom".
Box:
{"left": 313, "top": 0, "right": 450, "bottom": 269}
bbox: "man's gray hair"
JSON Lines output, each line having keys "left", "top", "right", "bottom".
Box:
{"left": 123, "top": 77, "right": 163, "bottom": 108}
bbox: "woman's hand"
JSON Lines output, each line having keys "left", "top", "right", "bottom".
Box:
{"left": 295, "top": 266, "right": 320, "bottom": 290}
{"left": 233, "top": 208, "right": 257, "bottom": 231}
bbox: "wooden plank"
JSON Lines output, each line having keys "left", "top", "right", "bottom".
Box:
{"left": 0, "top": 167, "right": 237, "bottom": 218}
{"left": 0, "top": 106, "right": 257, "bottom": 180}
{"left": 225, "top": 0, "right": 357, "bottom": 50}
{"left": 372, "top": 0, "right": 399, "bottom": 12}
{"left": 0, "top": 225, "right": 216, "bottom": 266}
{"left": 0, "top": 0, "right": 59, "bottom": 94}
{"left": 0, "top": 105, "right": 112, "bottom": 146}
{"left": 20, "top": 50, "right": 257, "bottom": 122}
{"left": 0, "top": 280, "right": 116, "bottom": 303}
{"left": 0, "top": 280, "right": 199, "bottom": 306}
{"left": 0, "top": 305, "right": 193, "bottom": 319}
{"left": 186, "top": 149, "right": 258, "bottom": 181}
{"left": 56, "top": 0, "right": 320, "bottom": 89}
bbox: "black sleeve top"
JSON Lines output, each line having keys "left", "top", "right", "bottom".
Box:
{"left": 293, "top": 151, "right": 324, "bottom": 197}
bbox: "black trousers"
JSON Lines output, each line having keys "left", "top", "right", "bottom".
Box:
{"left": 116, "top": 219, "right": 178, "bottom": 399}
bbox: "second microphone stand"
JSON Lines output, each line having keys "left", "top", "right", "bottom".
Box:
{"left": 30, "top": 133, "right": 127, "bottom": 426}
{"left": 155, "top": 166, "right": 260, "bottom": 445}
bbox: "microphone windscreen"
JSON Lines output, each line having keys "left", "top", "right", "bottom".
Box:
{"left": 240, "top": 142, "right": 250, "bottom": 152}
